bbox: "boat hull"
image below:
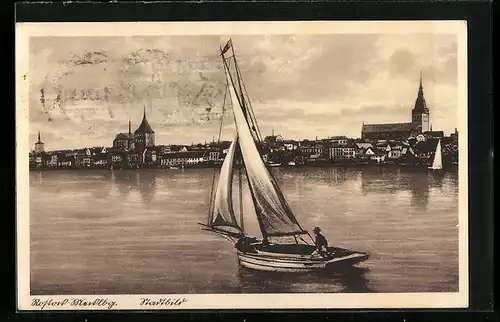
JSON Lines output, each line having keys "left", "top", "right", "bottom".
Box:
{"left": 236, "top": 246, "right": 369, "bottom": 272}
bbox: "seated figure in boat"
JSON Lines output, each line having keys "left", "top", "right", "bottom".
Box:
{"left": 260, "top": 237, "right": 270, "bottom": 248}
{"left": 311, "top": 226, "right": 329, "bottom": 257}
{"left": 235, "top": 236, "right": 259, "bottom": 253}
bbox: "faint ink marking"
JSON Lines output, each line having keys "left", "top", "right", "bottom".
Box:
{"left": 31, "top": 298, "right": 117, "bottom": 310}
{"left": 65, "top": 51, "right": 108, "bottom": 66}
{"left": 139, "top": 297, "right": 187, "bottom": 307}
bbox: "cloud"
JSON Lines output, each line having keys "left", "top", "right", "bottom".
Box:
{"left": 389, "top": 49, "right": 417, "bottom": 78}
{"left": 27, "top": 33, "right": 460, "bottom": 150}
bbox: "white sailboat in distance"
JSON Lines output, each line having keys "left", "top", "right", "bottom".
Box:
{"left": 199, "top": 39, "right": 369, "bottom": 272}
{"left": 429, "top": 139, "right": 443, "bottom": 170}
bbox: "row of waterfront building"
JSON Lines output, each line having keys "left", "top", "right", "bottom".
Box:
{"left": 30, "top": 130, "right": 458, "bottom": 170}
{"left": 30, "top": 73, "right": 458, "bottom": 170}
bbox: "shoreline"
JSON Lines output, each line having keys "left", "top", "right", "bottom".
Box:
{"left": 29, "top": 163, "right": 459, "bottom": 172}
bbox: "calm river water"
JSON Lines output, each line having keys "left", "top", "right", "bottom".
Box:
{"left": 29, "top": 166, "right": 459, "bottom": 294}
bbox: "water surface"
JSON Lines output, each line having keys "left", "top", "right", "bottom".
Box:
{"left": 30, "top": 167, "right": 459, "bottom": 294}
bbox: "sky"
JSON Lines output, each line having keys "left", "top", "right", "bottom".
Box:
{"left": 28, "top": 33, "right": 459, "bottom": 150}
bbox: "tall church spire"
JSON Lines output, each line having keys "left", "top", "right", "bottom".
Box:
{"left": 135, "top": 105, "right": 155, "bottom": 134}
{"left": 36, "top": 131, "right": 43, "bottom": 144}
{"left": 413, "top": 71, "right": 428, "bottom": 113}
{"left": 128, "top": 119, "right": 131, "bottom": 135}
{"left": 412, "top": 71, "right": 430, "bottom": 133}
{"left": 35, "top": 131, "right": 44, "bottom": 153}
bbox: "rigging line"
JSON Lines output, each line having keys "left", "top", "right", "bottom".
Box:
{"left": 298, "top": 234, "right": 313, "bottom": 246}
{"left": 232, "top": 53, "right": 247, "bottom": 116}
{"left": 230, "top": 46, "right": 257, "bottom": 143}
{"left": 238, "top": 148, "right": 244, "bottom": 233}
{"left": 238, "top": 69, "right": 301, "bottom": 230}
{"left": 221, "top": 50, "right": 246, "bottom": 128}
{"left": 230, "top": 53, "right": 245, "bottom": 232}
{"left": 241, "top": 154, "right": 269, "bottom": 240}
{"left": 230, "top": 57, "right": 268, "bottom": 167}
{"left": 235, "top": 57, "right": 301, "bottom": 230}
{"left": 228, "top": 44, "right": 263, "bottom": 145}
{"left": 206, "top": 81, "right": 229, "bottom": 225}
{"left": 236, "top": 61, "right": 264, "bottom": 144}
{"left": 226, "top": 50, "right": 271, "bottom": 174}
{"left": 225, "top": 42, "right": 302, "bottom": 233}
{"left": 221, "top": 47, "right": 268, "bottom": 239}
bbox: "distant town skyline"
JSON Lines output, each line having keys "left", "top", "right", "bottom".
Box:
{"left": 29, "top": 33, "right": 459, "bottom": 150}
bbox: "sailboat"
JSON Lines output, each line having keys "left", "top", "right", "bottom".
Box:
{"left": 429, "top": 139, "right": 443, "bottom": 170}
{"left": 199, "top": 39, "right": 369, "bottom": 272}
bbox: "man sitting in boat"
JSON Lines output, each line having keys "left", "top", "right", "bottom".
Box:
{"left": 311, "top": 227, "right": 329, "bottom": 257}
{"left": 235, "top": 236, "right": 259, "bottom": 253}
{"left": 262, "top": 237, "right": 269, "bottom": 247}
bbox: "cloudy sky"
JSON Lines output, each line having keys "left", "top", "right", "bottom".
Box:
{"left": 29, "top": 33, "right": 458, "bottom": 150}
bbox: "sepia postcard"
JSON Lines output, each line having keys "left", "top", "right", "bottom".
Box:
{"left": 16, "top": 20, "right": 468, "bottom": 310}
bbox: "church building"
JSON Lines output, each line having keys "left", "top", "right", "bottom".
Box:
{"left": 113, "top": 107, "right": 155, "bottom": 152}
{"left": 361, "top": 73, "right": 430, "bottom": 141}
{"left": 134, "top": 107, "right": 156, "bottom": 151}
{"left": 113, "top": 120, "right": 135, "bottom": 150}
{"left": 34, "top": 131, "right": 45, "bottom": 153}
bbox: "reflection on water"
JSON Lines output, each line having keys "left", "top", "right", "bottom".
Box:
{"left": 29, "top": 167, "right": 459, "bottom": 295}
{"left": 238, "top": 266, "right": 373, "bottom": 293}
{"left": 359, "top": 167, "right": 449, "bottom": 211}
{"left": 111, "top": 170, "right": 157, "bottom": 203}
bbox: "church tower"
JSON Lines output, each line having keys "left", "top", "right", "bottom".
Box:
{"left": 411, "top": 71, "right": 430, "bottom": 133}
{"left": 134, "top": 106, "right": 155, "bottom": 151}
{"left": 34, "top": 131, "right": 45, "bottom": 153}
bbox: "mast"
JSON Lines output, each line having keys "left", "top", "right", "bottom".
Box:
{"left": 231, "top": 44, "right": 263, "bottom": 144}
{"left": 231, "top": 45, "right": 247, "bottom": 114}
{"left": 233, "top": 53, "right": 307, "bottom": 239}
{"left": 238, "top": 150, "right": 244, "bottom": 232}
{"left": 207, "top": 82, "right": 229, "bottom": 226}
{"left": 221, "top": 39, "right": 309, "bottom": 242}
{"left": 221, "top": 42, "right": 267, "bottom": 239}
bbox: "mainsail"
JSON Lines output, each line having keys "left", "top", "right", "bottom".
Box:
{"left": 222, "top": 51, "right": 307, "bottom": 238}
{"left": 208, "top": 136, "right": 242, "bottom": 235}
{"left": 430, "top": 139, "right": 443, "bottom": 170}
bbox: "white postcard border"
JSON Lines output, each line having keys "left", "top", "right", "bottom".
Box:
{"left": 16, "top": 20, "right": 469, "bottom": 310}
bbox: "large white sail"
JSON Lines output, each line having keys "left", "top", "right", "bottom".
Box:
{"left": 222, "top": 58, "right": 305, "bottom": 238}
{"left": 210, "top": 135, "right": 240, "bottom": 229}
{"left": 430, "top": 139, "right": 443, "bottom": 170}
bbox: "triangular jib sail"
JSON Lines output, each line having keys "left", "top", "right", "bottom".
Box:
{"left": 221, "top": 40, "right": 307, "bottom": 238}
{"left": 208, "top": 135, "right": 242, "bottom": 236}
{"left": 430, "top": 139, "right": 443, "bottom": 170}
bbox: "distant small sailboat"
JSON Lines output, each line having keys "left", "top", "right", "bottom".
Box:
{"left": 429, "top": 139, "right": 443, "bottom": 170}
{"left": 199, "top": 39, "right": 369, "bottom": 272}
